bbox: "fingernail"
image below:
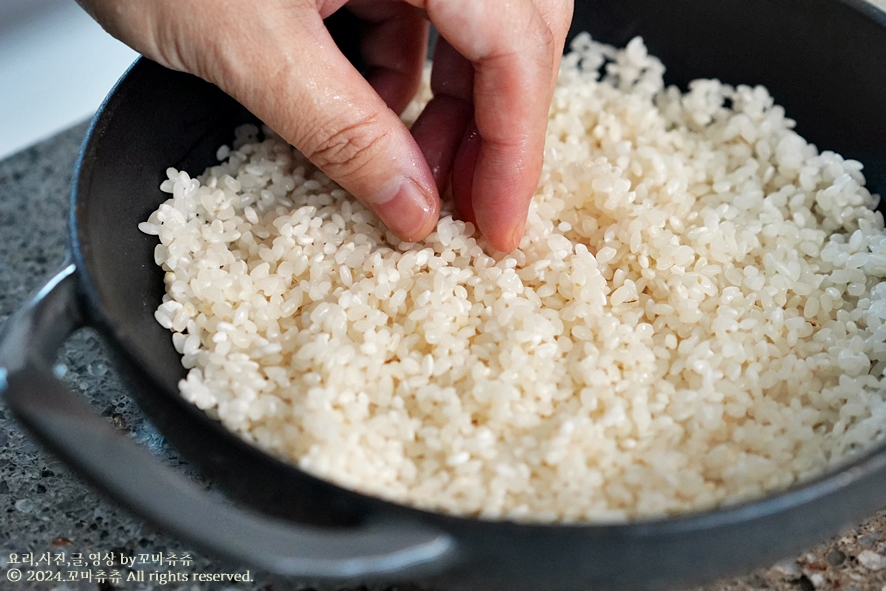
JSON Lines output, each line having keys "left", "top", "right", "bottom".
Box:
{"left": 373, "top": 179, "right": 435, "bottom": 240}
{"left": 494, "top": 218, "right": 527, "bottom": 252}
{"left": 509, "top": 222, "right": 526, "bottom": 250}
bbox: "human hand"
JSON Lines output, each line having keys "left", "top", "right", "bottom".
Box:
{"left": 77, "top": 0, "right": 573, "bottom": 251}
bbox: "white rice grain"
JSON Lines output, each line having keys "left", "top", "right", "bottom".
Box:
{"left": 142, "top": 34, "right": 886, "bottom": 522}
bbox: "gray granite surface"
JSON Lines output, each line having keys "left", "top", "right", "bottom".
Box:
{"left": 1, "top": 123, "right": 886, "bottom": 591}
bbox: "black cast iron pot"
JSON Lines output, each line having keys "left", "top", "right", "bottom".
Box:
{"left": 3, "top": 1, "right": 886, "bottom": 589}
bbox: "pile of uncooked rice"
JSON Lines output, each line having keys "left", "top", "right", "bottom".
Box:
{"left": 140, "top": 34, "right": 886, "bottom": 522}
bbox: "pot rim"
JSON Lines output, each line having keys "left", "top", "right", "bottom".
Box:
{"left": 66, "top": 4, "right": 886, "bottom": 537}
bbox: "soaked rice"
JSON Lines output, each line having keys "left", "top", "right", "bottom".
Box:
{"left": 140, "top": 34, "right": 886, "bottom": 522}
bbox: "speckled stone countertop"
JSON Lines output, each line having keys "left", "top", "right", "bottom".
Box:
{"left": 1, "top": 123, "right": 886, "bottom": 591}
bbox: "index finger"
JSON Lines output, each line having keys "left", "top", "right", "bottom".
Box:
{"left": 406, "top": 0, "right": 559, "bottom": 251}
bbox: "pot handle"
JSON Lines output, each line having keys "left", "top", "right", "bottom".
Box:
{"left": 0, "top": 264, "right": 454, "bottom": 579}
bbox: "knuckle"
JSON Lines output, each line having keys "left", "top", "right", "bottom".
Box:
{"left": 303, "top": 113, "right": 389, "bottom": 179}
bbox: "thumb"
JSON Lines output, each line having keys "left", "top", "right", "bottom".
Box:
{"left": 208, "top": 8, "right": 440, "bottom": 242}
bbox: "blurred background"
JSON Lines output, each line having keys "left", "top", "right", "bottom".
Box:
{"left": 2, "top": 0, "right": 886, "bottom": 161}
{"left": 0, "top": 0, "right": 136, "bottom": 160}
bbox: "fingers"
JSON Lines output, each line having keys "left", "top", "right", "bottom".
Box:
{"left": 237, "top": 12, "right": 438, "bottom": 240}
{"left": 408, "top": 0, "right": 572, "bottom": 251}
{"left": 410, "top": 39, "right": 474, "bottom": 192}
{"left": 79, "top": 0, "right": 574, "bottom": 250}
{"left": 348, "top": 1, "right": 430, "bottom": 114}
{"left": 265, "top": 11, "right": 438, "bottom": 241}
{"left": 198, "top": 2, "right": 442, "bottom": 242}
{"left": 80, "top": 0, "right": 440, "bottom": 243}
{"left": 418, "top": 0, "right": 553, "bottom": 251}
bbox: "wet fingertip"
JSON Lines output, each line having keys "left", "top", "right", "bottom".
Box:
{"left": 484, "top": 222, "right": 524, "bottom": 253}
{"left": 509, "top": 218, "right": 528, "bottom": 250}
{"left": 372, "top": 178, "right": 439, "bottom": 242}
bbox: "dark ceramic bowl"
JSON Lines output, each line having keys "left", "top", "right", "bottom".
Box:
{"left": 3, "top": 1, "right": 886, "bottom": 589}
